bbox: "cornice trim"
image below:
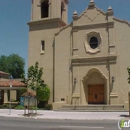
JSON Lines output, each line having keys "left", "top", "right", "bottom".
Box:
{"left": 71, "top": 55, "right": 117, "bottom": 63}
{"left": 72, "top": 21, "right": 114, "bottom": 30}
{"left": 55, "top": 22, "right": 72, "bottom": 36}
{"left": 113, "top": 17, "right": 130, "bottom": 27}
{"left": 27, "top": 18, "right": 66, "bottom": 26}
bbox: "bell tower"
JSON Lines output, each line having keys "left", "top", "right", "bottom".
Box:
{"left": 28, "top": 0, "right": 69, "bottom": 104}
{"left": 31, "top": 0, "right": 68, "bottom": 24}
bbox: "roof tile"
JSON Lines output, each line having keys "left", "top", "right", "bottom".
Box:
{"left": 0, "top": 80, "right": 26, "bottom": 87}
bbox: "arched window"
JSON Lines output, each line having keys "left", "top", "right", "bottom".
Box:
{"left": 89, "top": 36, "right": 98, "bottom": 49}
{"left": 41, "top": 0, "right": 49, "bottom": 18}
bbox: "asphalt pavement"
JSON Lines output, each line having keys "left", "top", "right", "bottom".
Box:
{"left": 0, "top": 116, "right": 129, "bottom": 130}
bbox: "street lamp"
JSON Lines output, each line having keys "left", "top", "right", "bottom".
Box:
{"left": 9, "top": 75, "right": 13, "bottom": 115}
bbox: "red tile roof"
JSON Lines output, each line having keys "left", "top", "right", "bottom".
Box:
{"left": 0, "top": 71, "right": 9, "bottom": 76}
{"left": 22, "top": 90, "right": 36, "bottom": 97}
{"left": 0, "top": 80, "right": 26, "bottom": 87}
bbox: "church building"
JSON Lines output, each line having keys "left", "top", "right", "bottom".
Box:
{"left": 28, "top": 0, "right": 130, "bottom": 110}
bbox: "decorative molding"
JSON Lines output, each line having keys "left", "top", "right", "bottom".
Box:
{"left": 71, "top": 55, "right": 117, "bottom": 63}
{"left": 110, "top": 93, "right": 118, "bottom": 97}
{"left": 73, "top": 48, "right": 78, "bottom": 51}
{"left": 83, "top": 10, "right": 100, "bottom": 22}
{"left": 85, "top": 31, "right": 101, "bottom": 54}
{"left": 78, "top": 6, "right": 106, "bottom": 20}
{"left": 72, "top": 62, "right": 109, "bottom": 66}
{"left": 40, "top": 51, "right": 45, "bottom": 55}
{"left": 72, "top": 21, "right": 114, "bottom": 30}
{"left": 83, "top": 68, "right": 108, "bottom": 82}
{"left": 72, "top": 93, "right": 80, "bottom": 98}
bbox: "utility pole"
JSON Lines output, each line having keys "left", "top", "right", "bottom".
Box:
{"left": 9, "top": 75, "right": 13, "bottom": 115}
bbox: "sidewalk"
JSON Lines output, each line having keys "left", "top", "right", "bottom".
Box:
{"left": 0, "top": 109, "right": 129, "bottom": 120}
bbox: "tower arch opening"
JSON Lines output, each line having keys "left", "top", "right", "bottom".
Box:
{"left": 41, "top": 0, "right": 49, "bottom": 18}
{"left": 61, "top": 2, "right": 64, "bottom": 19}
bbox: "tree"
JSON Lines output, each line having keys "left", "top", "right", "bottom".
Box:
{"left": 0, "top": 54, "right": 25, "bottom": 78}
{"left": 127, "top": 67, "right": 130, "bottom": 84}
{"left": 24, "top": 62, "right": 50, "bottom": 106}
{"left": 25, "top": 62, "right": 44, "bottom": 90}
{"left": 0, "top": 55, "right": 8, "bottom": 72}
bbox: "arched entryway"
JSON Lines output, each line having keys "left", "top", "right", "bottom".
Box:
{"left": 83, "top": 68, "right": 107, "bottom": 104}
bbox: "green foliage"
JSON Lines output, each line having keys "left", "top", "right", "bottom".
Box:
{"left": 24, "top": 62, "right": 44, "bottom": 90}
{"left": 15, "top": 105, "right": 25, "bottom": 110}
{"left": 0, "top": 104, "right": 17, "bottom": 109}
{"left": 44, "top": 104, "right": 52, "bottom": 110}
{"left": 16, "top": 88, "right": 27, "bottom": 101}
{"left": 37, "top": 85, "right": 50, "bottom": 101}
{"left": 0, "top": 54, "right": 25, "bottom": 78}
{"left": 0, "top": 104, "right": 9, "bottom": 109}
{"left": 127, "top": 67, "right": 130, "bottom": 84}
{"left": 24, "top": 62, "right": 50, "bottom": 103}
{"left": 0, "top": 55, "right": 8, "bottom": 72}
{"left": 19, "top": 88, "right": 27, "bottom": 96}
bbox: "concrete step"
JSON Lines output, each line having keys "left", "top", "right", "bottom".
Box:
{"left": 59, "top": 104, "right": 128, "bottom": 112}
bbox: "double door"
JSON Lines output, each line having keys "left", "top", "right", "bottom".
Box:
{"left": 88, "top": 84, "right": 104, "bottom": 104}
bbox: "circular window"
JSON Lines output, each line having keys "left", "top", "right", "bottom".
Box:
{"left": 89, "top": 36, "right": 98, "bottom": 49}
{"left": 85, "top": 31, "right": 101, "bottom": 54}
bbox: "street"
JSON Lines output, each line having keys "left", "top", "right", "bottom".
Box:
{"left": 0, "top": 116, "right": 129, "bottom": 130}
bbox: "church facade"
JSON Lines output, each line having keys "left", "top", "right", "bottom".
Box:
{"left": 28, "top": 0, "right": 130, "bottom": 110}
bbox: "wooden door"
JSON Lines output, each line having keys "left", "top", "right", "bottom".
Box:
{"left": 88, "top": 84, "right": 104, "bottom": 104}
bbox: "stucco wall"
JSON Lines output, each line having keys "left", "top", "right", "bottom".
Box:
{"left": 114, "top": 19, "right": 130, "bottom": 104}
{"left": 28, "top": 21, "right": 60, "bottom": 103}
{"left": 54, "top": 25, "right": 72, "bottom": 103}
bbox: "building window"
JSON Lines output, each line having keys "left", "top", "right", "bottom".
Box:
{"left": 41, "top": 0, "right": 49, "bottom": 18}
{"left": 41, "top": 41, "right": 45, "bottom": 54}
{"left": 89, "top": 36, "right": 98, "bottom": 49}
{"left": 61, "top": 2, "right": 64, "bottom": 19}
{"left": 85, "top": 31, "right": 101, "bottom": 54}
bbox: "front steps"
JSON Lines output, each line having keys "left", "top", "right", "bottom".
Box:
{"left": 59, "top": 104, "right": 128, "bottom": 112}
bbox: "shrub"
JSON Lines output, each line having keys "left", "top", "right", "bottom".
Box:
{"left": 15, "top": 105, "right": 25, "bottom": 110}
{"left": 44, "top": 104, "right": 52, "bottom": 110}
{"left": 37, "top": 85, "right": 50, "bottom": 101}
{"left": 0, "top": 104, "right": 19, "bottom": 109}
{"left": 11, "top": 104, "right": 18, "bottom": 109}
{"left": 0, "top": 104, "right": 9, "bottom": 109}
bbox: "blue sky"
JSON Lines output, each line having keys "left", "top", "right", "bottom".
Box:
{"left": 0, "top": 0, "right": 130, "bottom": 73}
